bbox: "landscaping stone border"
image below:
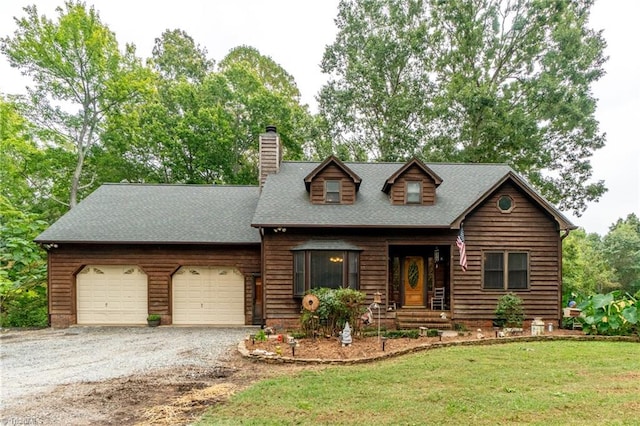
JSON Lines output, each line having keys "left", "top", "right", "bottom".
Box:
{"left": 238, "top": 334, "right": 639, "bottom": 365}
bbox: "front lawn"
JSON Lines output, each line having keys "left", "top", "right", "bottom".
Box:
{"left": 200, "top": 341, "right": 639, "bottom": 425}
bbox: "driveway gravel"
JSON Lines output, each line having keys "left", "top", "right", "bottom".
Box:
{"left": 0, "top": 326, "right": 255, "bottom": 410}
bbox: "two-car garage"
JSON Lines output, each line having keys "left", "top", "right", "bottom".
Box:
{"left": 76, "top": 265, "right": 245, "bottom": 325}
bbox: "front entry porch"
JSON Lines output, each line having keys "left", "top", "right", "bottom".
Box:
{"left": 389, "top": 245, "right": 452, "bottom": 329}
{"left": 389, "top": 245, "right": 450, "bottom": 309}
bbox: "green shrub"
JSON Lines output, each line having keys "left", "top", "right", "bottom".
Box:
{"left": 289, "top": 330, "right": 306, "bottom": 339}
{"left": 300, "top": 288, "right": 366, "bottom": 337}
{"left": 0, "top": 287, "right": 48, "bottom": 327}
{"left": 495, "top": 293, "right": 524, "bottom": 328}
{"left": 453, "top": 322, "right": 468, "bottom": 332}
{"left": 383, "top": 329, "right": 420, "bottom": 339}
{"left": 578, "top": 291, "right": 638, "bottom": 336}
{"left": 361, "top": 326, "right": 388, "bottom": 338}
{"left": 427, "top": 329, "right": 440, "bottom": 337}
{"left": 254, "top": 329, "right": 267, "bottom": 342}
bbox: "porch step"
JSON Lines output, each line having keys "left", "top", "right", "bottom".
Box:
{"left": 395, "top": 309, "right": 453, "bottom": 330}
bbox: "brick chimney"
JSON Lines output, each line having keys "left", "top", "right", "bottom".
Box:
{"left": 259, "top": 125, "right": 281, "bottom": 188}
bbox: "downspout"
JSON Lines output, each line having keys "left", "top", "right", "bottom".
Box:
{"left": 558, "top": 228, "right": 571, "bottom": 327}
{"left": 259, "top": 227, "right": 266, "bottom": 326}
{"left": 37, "top": 242, "right": 54, "bottom": 327}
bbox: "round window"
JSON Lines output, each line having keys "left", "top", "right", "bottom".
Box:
{"left": 497, "top": 195, "right": 514, "bottom": 213}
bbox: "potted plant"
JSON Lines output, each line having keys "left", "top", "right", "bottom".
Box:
{"left": 147, "top": 314, "right": 161, "bottom": 327}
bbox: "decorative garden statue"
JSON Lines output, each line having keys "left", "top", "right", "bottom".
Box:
{"left": 340, "top": 322, "right": 352, "bottom": 346}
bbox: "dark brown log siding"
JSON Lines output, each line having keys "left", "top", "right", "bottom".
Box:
{"left": 389, "top": 165, "right": 437, "bottom": 205}
{"left": 262, "top": 229, "right": 455, "bottom": 324}
{"left": 309, "top": 164, "right": 357, "bottom": 204}
{"left": 452, "top": 182, "right": 561, "bottom": 323}
{"left": 264, "top": 183, "right": 562, "bottom": 326}
{"left": 47, "top": 244, "right": 260, "bottom": 327}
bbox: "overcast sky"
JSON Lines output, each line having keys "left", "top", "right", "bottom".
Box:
{"left": 1, "top": 0, "right": 638, "bottom": 235}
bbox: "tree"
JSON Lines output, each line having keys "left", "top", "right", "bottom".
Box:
{"left": 0, "top": 96, "right": 38, "bottom": 209}
{"left": 103, "top": 38, "right": 313, "bottom": 185}
{"left": 319, "top": 0, "right": 431, "bottom": 161}
{"left": 216, "top": 46, "right": 312, "bottom": 174}
{"left": 0, "top": 96, "right": 80, "bottom": 221}
{"left": 603, "top": 214, "right": 640, "bottom": 295}
{"left": 319, "top": 0, "right": 607, "bottom": 215}
{"left": 219, "top": 45, "right": 302, "bottom": 101}
{"left": 1, "top": 2, "right": 151, "bottom": 208}
{"left": 562, "top": 228, "right": 616, "bottom": 302}
{"left": 0, "top": 196, "right": 48, "bottom": 327}
{"left": 150, "top": 28, "right": 214, "bottom": 82}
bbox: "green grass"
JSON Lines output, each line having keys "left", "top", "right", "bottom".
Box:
{"left": 199, "top": 341, "right": 640, "bottom": 425}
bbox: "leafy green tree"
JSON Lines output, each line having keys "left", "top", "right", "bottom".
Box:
{"left": 319, "top": 0, "right": 607, "bottom": 215}
{"left": 0, "top": 97, "right": 80, "bottom": 221}
{"left": 217, "top": 47, "right": 312, "bottom": 175}
{"left": 103, "top": 37, "right": 312, "bottom": 185}
{"left": 219, "top": 45, "right": 302, "bottom": 101}
{"left": 1, "top": 1, "right": 152, "bottom": 209}
{"left": 319, "top": 0, "right": 431, "bottom": 161}
{"left": 0, "top": 196, "right": 48, "bottom": 327}
{"left": 0, "top": 96, "right": 38, "bottom": 209}
{"left": 562, "top": 228, "right": 616, "bottom": 302}
{"left": 150, "top": 28, "right": 214, "bottom": 82}
{"left": 603, "top": 214, "right": 640, "bottom": 295}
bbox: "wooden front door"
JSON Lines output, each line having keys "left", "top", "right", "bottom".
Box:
{"left": 403, "top": 256, "right": 424, "bottom": 306}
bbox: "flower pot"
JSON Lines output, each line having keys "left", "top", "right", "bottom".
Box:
{"left": 147, "top": 318, "right": 161, "bottom": 327}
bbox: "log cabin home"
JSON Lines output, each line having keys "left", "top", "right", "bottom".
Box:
{"left": 36, "top": 126, "right": 575, "bottom": 329}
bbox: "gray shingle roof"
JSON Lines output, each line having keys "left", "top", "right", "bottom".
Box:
{"left": 251, "top": 161, "right": 555, "bottom": 228}
{"left": 36, "top": 161, "right": 574, "bottom": 245}
{"left": 35, "top": 184, "right": 261, "bottom": 244}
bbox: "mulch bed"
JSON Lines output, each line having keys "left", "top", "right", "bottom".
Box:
{"left": 241, "top": 328, "right": 591, "bottom": 364}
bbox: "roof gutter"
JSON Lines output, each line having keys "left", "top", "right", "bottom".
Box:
{"left": 33, "top": 240, "right": 261, "bottom": 246}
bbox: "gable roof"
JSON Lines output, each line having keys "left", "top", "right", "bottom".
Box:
{"left": 450, "top": 171, "right": 575, "bottom": 230}
{"left": 382, "top": 157, "right": 443, "bottom": 193}
{"left": 303, "top": 155, "right": 362, "bottom": 192}
{"left": 35, "top": 184, "right": 261, "bottom": 244}
{"left": 252, "top": 161, "right": 574, "bottom": 230}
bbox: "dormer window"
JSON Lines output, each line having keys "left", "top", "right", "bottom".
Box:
{"left": 325, "top": 180, "right": 341, "bottom": 203}
{"left": 304, "top": 156, "right": 360, "bottom": 205}
{"left": 406, "top": 181, "right": 421, "bottom": 204}
{"left": 382, "top": 158, "right": 442, "bottom": 206}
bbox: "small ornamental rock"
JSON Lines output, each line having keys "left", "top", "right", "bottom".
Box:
{"left": 340, "top": 322, "right": 352, "bottom": 346}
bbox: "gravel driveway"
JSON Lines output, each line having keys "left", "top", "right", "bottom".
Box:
{"left": 0, "top": 326, "right": 254, "bottom": 411}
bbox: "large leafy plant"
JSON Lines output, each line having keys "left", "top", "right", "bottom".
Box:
{"left": 578, "top": 291, "right": 638, "bottom": 336}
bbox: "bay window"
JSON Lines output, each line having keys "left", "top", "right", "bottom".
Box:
{"left": 293, "top": 250, "right": 359, "bottom": 297}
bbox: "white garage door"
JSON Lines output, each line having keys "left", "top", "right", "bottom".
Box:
{"left": 172, "top": 266, "right": 245, "bottom": 325}
{"left": 77, "top": 265, "right": 148, "bottom": 325}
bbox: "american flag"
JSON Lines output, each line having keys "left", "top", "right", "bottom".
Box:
{"left": 456, "top": 226, "right": 467, "bottom": 272}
